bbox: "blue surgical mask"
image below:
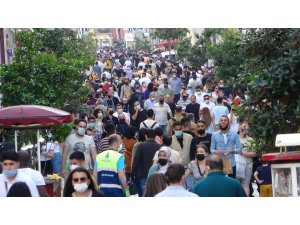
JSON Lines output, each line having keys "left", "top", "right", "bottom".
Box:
{"left": 175, "top": 131, "right": 183, "bottom": 137}
{"left": 88, "top": 123, "right": 96, "bottom": 128}
{"left": 3, "top": 169, "right": 17, "bottom": 177}
{"left": 77, "top": 127, "right": 86, "bottom": 136}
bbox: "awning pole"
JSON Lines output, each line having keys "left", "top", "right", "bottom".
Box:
{"left": 37, "top": 129, "right": 41, "bottom": 172}
{"left": 14, "top": 130, "right": 18, "bottom": 152}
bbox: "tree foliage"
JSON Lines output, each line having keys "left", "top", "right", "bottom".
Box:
{"left": 153, "top": 28, "right": 188, "bottom": 41}
{"left": 0, "top": 29, "right": 94, "bottom": 111}
{"left": 133, "top": 36, "right": 152, "bottom": 52}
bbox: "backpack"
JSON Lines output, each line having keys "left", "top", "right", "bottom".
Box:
{"left": 143, "top": 121, "right": 157, "bottom": 129}
{"left": 134, "top": 79, "right": 141, "bottom": 90}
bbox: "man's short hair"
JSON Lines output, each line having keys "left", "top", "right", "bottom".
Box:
{"left": 87, "top": 116, "right": 96, "bottom": 121}
{"left": 146, "top": 109, "right": 154, "bottom": 118}
{"left": 206, "top": 154, "right": 223, "bottom": 171}
{"left": 175, "top": 106, "right": 182, "bottom": 113}
{"left": 76, "top": 119, "right": 87, "bottom": 126}
{"left": 162, "top": 135, "right": 172, "bottom": 146}
{"left": 69, "top": 151, "right": 85, "bottom": 161}
{"left": 154, "top": 127, "right": 163, "bottom": 137}
{"left": 104, "top": 123, "right": 116, "bottom": 135}
{"left": 197, "top": 120, "right": 207, "bottom": 126}
{"left": 145, "top": 128, "right": 156, "bottom": 139}
{"left": 172, "top": 121, "right": 182, "bottom": 128}
{"left": 0, "top": 150, "right": 18, "bottom": 162}
{"left": 108, "top": 134, "right": 119, "bottom": 146}
{"left": 216, "top": 97, "right": 223, "bottom": 104}
{"left": 181, "top": 117, "right": 191, "bottom": 127}
{"left": 165, "top": 163, "right": 185, "bottom": 183}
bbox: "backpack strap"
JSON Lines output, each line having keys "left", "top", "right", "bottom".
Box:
{"left": 150, "top": 122, "right": 157, "bottom": 129}
{"left": 143, "top": 121, "right": 148, "bottom": 128}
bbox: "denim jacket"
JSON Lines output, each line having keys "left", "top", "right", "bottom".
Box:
{"left": 210, "top": 130, "right": 242, "bottom": 167}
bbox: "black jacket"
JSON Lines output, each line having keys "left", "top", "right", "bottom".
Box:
{"left": 132, "top": 140, "right": 161, "bottom": 179}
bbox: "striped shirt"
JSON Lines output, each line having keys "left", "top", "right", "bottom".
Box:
{"left": 98, "top": 136, "right": 126, "bottom": 154}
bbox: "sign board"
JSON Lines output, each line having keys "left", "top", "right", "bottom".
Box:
{"left": 125, "top": 33, "right": 134, "bottom": 42}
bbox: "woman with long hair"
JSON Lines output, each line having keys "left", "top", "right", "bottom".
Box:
{"left": 63, "top": 167, "right": 105, "bottom": 197}
{"left": 144, "top": 173, "right": 168, "bottom": 197}
{"left": 200, "top": 107, "right": 213, "bottom": 134}
{"left": 143, "top": 83, "right": 154, "bottom": 100}
{"left": 123, "top": 126, "right": 137, "bottom": 180}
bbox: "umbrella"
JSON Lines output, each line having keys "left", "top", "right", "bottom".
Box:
{"left": 0, "top": 105, "right": 73, "bottom": 128}
{"left": 0, "top": 105, "right": 73, "bottom": 172}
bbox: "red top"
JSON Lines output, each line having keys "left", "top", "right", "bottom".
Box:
{"left": 262, "top": 151, "right": 300, "bottom": 163}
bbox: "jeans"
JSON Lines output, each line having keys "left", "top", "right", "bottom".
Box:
{"left": 160, "top": 125, "right": 167, "bottom": 135}
{"left": 228, "top": 166, "right": 236, "bottom": 179}
{"left": 135, "top": 178, "right": 147, "bottom": 197}
{"left": 52, "top": 152, "right": 62, "bottom": 174}
{"left": 185, "top": 173, "right": 194, "bottom": 190}
{"left": 174, "top": 94, "right": 180, "bottom": 105}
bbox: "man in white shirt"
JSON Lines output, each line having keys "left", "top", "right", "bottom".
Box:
{"left": 187, "top": 73, "right": 202, "bottom": 95}
{"left": 140, "top": 109, "right": 160, "bottom": 129}
{"left": 144, "top": 92, "right": 156, "bottom": 110}
{"left": 153, "top": 94, "right": 173, "bottom": 134}
{"left": 113, "top": 103, "right": 130, "bottom": 124}
{"left": 200, "top": 94, "right": 216, "bottom": 112}
{"left": 139, "top": 72, "right": 151, "bottom": 87}
{"left": 195, "top": 86, "right": 208, "bottom": 104}
{"left": 0, "top": 151, "right": 39, "bottom": 197}
{"left": 18, "top": 151, "right": 49, "bottom": 197}
{"left": 155, "top": 163, "right": 198, "bottom": 197}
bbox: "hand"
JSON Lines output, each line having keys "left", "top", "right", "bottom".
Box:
{"left": 60, "top": 170, "right": 66, "bottom": 178}
{"left": 216, "top": 150, "right": 224, "bottom": 155}
{"left": 258, "top": 180, "right": 264, "bottom": 184}
{"left": 224, "top": 150, "right": 233, "bottom": 156}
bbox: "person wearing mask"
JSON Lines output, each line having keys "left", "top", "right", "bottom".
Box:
{"left": 131, "top": 128, "right": 147, "bottom": 161}
{"left": 148, "top": 147, "right": 172, "bottom": 177}
{"left": 218, "top": 89, "right": 232, "bottom": 111}
{"left": 93, "top": 61, "right": 101, "bottom": 78}
{"left": 68, "top": 151, "right": 85, "bottom": 172}
{"left": 17, "top": 151, "right": 49, "bottom": 197}
{"left": 143, "top": 82, "right": 154, "bottom": 101}
{"left": 103, "top": 89, "right": 119, "bottom": 111}
{"left": 116, "top": 114, "right": 129, "bottom": 137}
{"left": 93, "top": 134, "right": 129, "bottom": 197}
{"left": 120, "top": 95, "right": 129, "bottom": 113}
{"left": 127, "top": 87, "right": 140, "bottom": 113}
{"left": 113, "top": 103, "right": 130, "bottom": 124}
{"left": 102, "top": 105, "right": 119, "bottom": 126}
{"left": 218, "top": 80, "right": 232, "bottom": 100}
{"left": 177, "top": 91, "right": 191, "bottom": 111}
{"left": 153, "top": 94, "right": 173, "bottom": 134}
{"left": 185, "top": 144, "right": 209, "bottom": 186}
{"left": 181, "top": 117, "right": 195, "bottom": 137}
{"left": 185, "top": 95, "right": 200, "bottom": 122}
{"left": 130, "top": 100, "right": 147, "bottom": 131}
{"left": 166, "top": 106, "right": 183, "bottom": 136}
{"left": 144, "top": 92, "right": 156, "bottom": 110}
{"left": 161, "top": 81, "right": 174, "bottom": 99}
{"left": 144, "top": 173, "right": 168, "bottom": 197}
{"left": 211, "top": 97, "right": 229, "bottom": 130}
{"left": 62, "top": 119, "right": 97, "bottom": 177}
{"left": 195, "top": 86, "right": 207, "bottom": 104}
{"left": 168, "top": 71, "right": 183, "bottom": 104}
{"left": 190, "top": 120, "right": 212, "bottom": 161}
{"left": 40, "top": 139, "right": 54, "bottom": 176}
{"left": 170, "top": 121, "right": 193, "bottom": 168}
{"left": 210, "top": 116, "right": 242, "bottom": 178}
{"left": 120, "top": 78, "right": 131, "bottom": 100}
{"left": 199, "top": 107, "right": 214, "bottom": 134}
{"left": 187, "top": 72, "right": 202, "bottom": 95}
{"left": 191, "top": 154, "right": 246, "bottom": 197}
{"left": 64, "top": 167, "right": 105, "bottom": 197}
{"left": 0, "top": 151, "right": 39, "bottom": 197}
{"left": 132, "top": 129, "right": 161, "bottom": 197}
{"left": 155, "top": 163, "right": 198, "bottom": 197}
{"left": 200, "top": 95, "right": 215, "bottom": 112}
{"left": 165, "top": 94, "right": 176, "bottom": 118}
{"left": 92, "top": 109, "right": 105, "bottom": 151}
{"left": 140, "top": 109, "right": 159, "bottom": 130}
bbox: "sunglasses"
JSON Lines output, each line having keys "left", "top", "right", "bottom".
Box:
{"left": 72, "top": 177, "right": 88, "bottom": 183}
{"left": 3, "top": 162, "right": 15, "bottom": 166}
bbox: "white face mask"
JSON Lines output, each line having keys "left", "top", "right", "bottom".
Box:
{"left": 117, "top": 109, "right": 123, "bottom": 114}
{"left": 196, "top": 91, "right": 201, "bottom": 95}
{"left": 98, "top": 113, "right": 103, "bottom": 118}
{"left": 69, "top": 164, "right": 79, "bottom": 171}
{"left": 73, "top": 182, "right": 89, "bottom": 193}
{"left": 205, "top": 100, "right": 210, "bottom": 104}
{"left": 117, "top": 144, "right": 122, "bottom": 152}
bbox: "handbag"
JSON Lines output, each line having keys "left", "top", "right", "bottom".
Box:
{"left": 222, "top": 158, "right": 233, "bottom": 175}
{"left": 235, "top": 154, "right": 247, "bottom": 179}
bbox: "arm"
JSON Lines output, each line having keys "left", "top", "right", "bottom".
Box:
{"left": 190, "top": 139, "right": 196, "bottom": 161}
{"left": 254, "top": 171, "right": 264, "bottom": 184}
{"left": 167, "top": 105, "right": 173, "bottom": 119}
{"left": 118, "top": 170, "right": 129, "bottom": 190}
{"left": 131, "top": 109, "right": 138, "bottom": 121}
{"left": 210, "top": 134, "right": 216, "bottom": 153}
{"left": 61, "top": 143, "right": 70, "bottom": 178}
{"left": 37, "top": 185, "right": 49, "bottom": 197}
{"left": 93, "top": 161, "right": 98, "bottom": 184}
{"left": 90, "top": 146, "right": 97, "bottom": 166}
{"left": 131, "top": 146, "right": 142, "bottom": 176}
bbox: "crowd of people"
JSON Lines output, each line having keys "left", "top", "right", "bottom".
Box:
{"left": 0, "top": 47, "right": 273, "bottom": 197}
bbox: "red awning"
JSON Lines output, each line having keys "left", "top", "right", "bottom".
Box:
{"left": 0, "top": 105, "right": 73, "bottom": 128}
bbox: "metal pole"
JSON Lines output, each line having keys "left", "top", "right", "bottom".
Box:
{"left": 14, "top": 130, "right": 18, "bottom": 152}
{"left": 37, "top": 129, "right": 41, "bottom": 172}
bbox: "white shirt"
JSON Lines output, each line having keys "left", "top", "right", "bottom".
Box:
{"left": 200, "top": 102, "right": 216, "bottom": 111}
{"left": 139, "top": 77, "right": 151, "bottom": 87}
{"left": 130, "top": 78, "right": 141, "bottom": 88}
{"left": 138, "top": 62, "right": 146, "bottom": 69}
{"left": 41, "top": 142, "right": 59, "bottom": 161}
{"left": 188, "top": 78, "right": 202, "bottom": 94}
{"left": 140, "top": 119, "right": 160, "bottom": 130}
{"left": 101, "top": 71, "right": 111, "bottom": 80}
{"left": 0, "top": 171, "right": 40, "bottom": 197}
{"left": 153, "top": 103, "right": 172, "bottom": 126}
{"left": 113, "top": 112, "right": 130, "bottom": 123}
{"left": 158, "top": 83, "right": 171, "bottom": 91}
{"left": 195, "top": 92, "right": 208, "bottom": 104}
{"left": 124, "top": 60, "right": 132, "bottom": 68}
{"left": 155, "top": 186, "right": 198, "bottom": 197}
{"left": 18, "top": 168, "right": 45, "bottom": 186}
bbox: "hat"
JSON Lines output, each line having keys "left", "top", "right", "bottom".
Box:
{"left": 158, "top": 146, "right": 171, "bottom": 160}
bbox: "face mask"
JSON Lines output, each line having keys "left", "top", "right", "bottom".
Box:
{"left": 164, "top": 85, "right": 168, "bottom": 89}
{"left": 153, "top": 88, "right": 158, "bottom": 92}
{"left": 3, "top": 169, "right": 17, "bottom": 177}
{"left": 183, "top": 96, "right": 188, "bottom": 101}
{"left": 117, "top": 144, "right": 122, "bottom": 152}
{"left": 73, "top": 182, "right": 89, "bottom": 193}
{"left": 122, "top": 98, "right": 127, "bottom": 103}
{"left": 219, "top": 84, "right": 224, "bottom": 88}
{"left": 158, "top": 158, "right": 168, "bottom": 166}
{"left": 196, "top": 91, "right": 201, "bottom": 95}
{"left": 47, "top": 133, "right": 53, "bottom": 139}
{"left": 196, "top": 154, "right": 206, "bottom": 161}
{"left": 135, "top": 77, "right": 139, "bottom": 80}
{"left": 220, "top": 124, "right": 229, "bottom": 130}
{"left": 198, "top": 129, "right": 205, "bottom": 135}
{"left": 77, "top": 127, "right": 86, "bottom": 136}
{"left": 69, "top": 164, "right": 79, "bottom": 171}
{"left": 151, "top": 98, "right": 155, "bottom": 101}
{"left": 173, "top": 74, "right": 177, "bottom": 78}
{"left": 175, "top": 130, "right": 183, "bottom": 137}
{"left": 205, "top": 100, "right": 210, "bottom": 104}
{"left": 117, "top": 109, "right": 123, "bottom": 114}
{"left": 98, "top": 113, "right": 103, "bottom": 118}
{"left": 88, "top": 123, "right": 96, "bottom": 128}
{"left": 105, "top": 81, "right": 108, "bottom": 84}
{"left": 109, "top": 111, "right": 114, "bottom": 116}
{"left": 159, "top": 100, "right": 164, "bottom": 104}
{"left": 136, "top": 105, "right": 141, "bottom": 110}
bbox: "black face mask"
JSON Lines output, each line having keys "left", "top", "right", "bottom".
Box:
{"left": 220, "top": 124, "right": 229, "bottom": 130}
{"left": 153, "top": 88, "right": 158, "bottom": 92}
{"left": 109, "top": 111, "right": 114, "bottom": 116}
{"left": 183, "top": 97, "right": 188, "bottom": 101}
{"left": 196, "top": 154, "right": 205, "bottom": 161}
{"left": 198, "top": 129, "right": 205, "bottom": 135}
{"left": 158, "top": 158, "right": 168, "bottom": 166}
{"left": 159, "top": 100, "right": 164, "bottom": 104}
{"left": 119, "top": 119, "right": 126, "bottom": 124}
